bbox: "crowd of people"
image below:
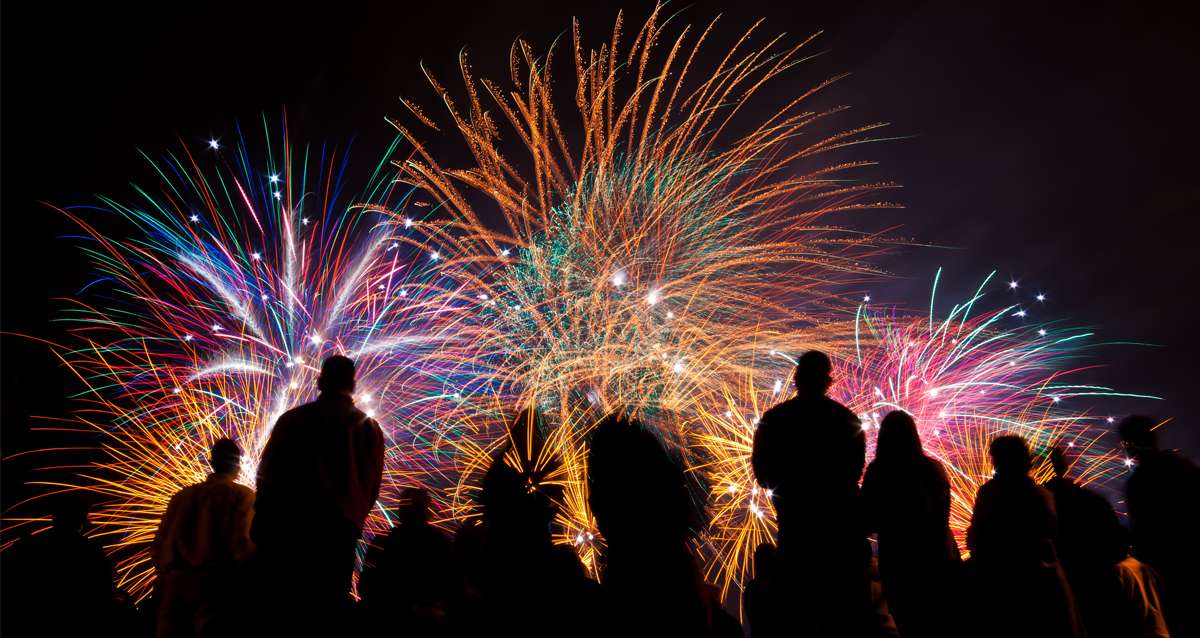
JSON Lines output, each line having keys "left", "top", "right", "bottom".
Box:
{"left": 3, "top": 352, "right": 1197, "bottom": 637}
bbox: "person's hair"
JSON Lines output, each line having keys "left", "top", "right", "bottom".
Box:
{"left": 1117, "top": 415, "right": 1157, "bottom": 451}
{"left": 875, "top": 410, "right": 923, "bottom": 462}
{"left": 792, "top": 350, "right": 833, "bottom": 395}
{"left": 989, "top": 435, "right": 1032, "bottom": 477}
{"left": 210, "top": 438, "right": 241, "bottom": 474}
{"left": 398, "top": 487, "right": 432, "bottom": 525}
{"left": 317, "top": 355, "right": 356, "bottom": 394}
{"left": 50, "top": 494, "right": 89, "bottom": 532}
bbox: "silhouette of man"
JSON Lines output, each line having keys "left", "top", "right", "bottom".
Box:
{"left": 751, "top": 350, "right": 870, "bottom": 637}
{"left": 252, "top": 355, "right": 384, "bottom": 629}
{"left": 152, "top": 438, "right": 255, "bottom": 638}
{"left": 359, "top": 487, "right": 453, "bottom": 634}
{"left": 3, "top": 495, "right": 118, "bottom": 637}
{"left": 967, "top": 435, "right": 1082, "bottom": 638}
{"left": 1118, "top": 415, "right": 1199, "bottom": 637}
{"left": 589, "top": 413, "right": 709, "bottom": 637}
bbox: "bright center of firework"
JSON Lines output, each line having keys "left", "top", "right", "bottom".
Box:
{"left": 611, "top": 269, "right": 627, "bottom": 288}
{"left": 208, "top": 139, "right": 220, "bottom": 150}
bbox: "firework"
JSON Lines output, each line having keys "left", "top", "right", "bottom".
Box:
{"left": 689, "top": 269, "right": 1157, "bottom": 610}
{"left": 391, "top": 5, "right": 899, "bottom": 422}
{"left": 389, "top": 5, "right": 901, "bottom": 554}
{"left": 7, "top": 117, "right": 468, "bottom": 600}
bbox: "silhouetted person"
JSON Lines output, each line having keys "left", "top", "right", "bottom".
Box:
{"left": 862, "top": 410, "right": 961, "bottom": 638}
{"left": 1045, "top": 446, "right": 1081, "bottom": 498}
{"left": 744, "top": 543, "right": 777, "bottom": 638}
{"left": 1050, "top": 472, "right": 1170, "bottom": 638}
{"left": 1045, "top": 446, "right": 1101, "bottom": 583}
{"left": 966, "top": 435, "right": 1083, "bottom": 638}
{"left": 1118, "top": 415, "right": 1199, "bottom": 637}
{"left": 589, "top": 413, "right": 710, "bottom": 637}
{"left": 751, "top": 351, "right": 871, "bottom": 637}
{"left": 252, "top": 355, "right": 384, "bottom": 631}
{"left": 446, "top": 519, "right": 488, "bottom": 636}
{"left": 471, "top": 408, "right": 598, "bottom": 638}
{"left": 359, "top": 487, "right": 452, "bottom": 634}
{"left": 3, "top": 495, "right": 120, "bottom": 637}
{"left": 152, "top": 438, "right": 254, "bottom": 638}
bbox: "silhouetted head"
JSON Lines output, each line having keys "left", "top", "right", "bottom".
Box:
{"left": 480, "top": 459, "right": 559, "bottom": 545}
{"left": 398, "top": 487, "right": 432, "bottom": 526}
{"left": 792, "top": 351, "right": 833, "bottom": 397}
{"left": 1050, "top": 446, "right": 1068, "bottom": 479}
{"left": 588, "top": 413, "right": 694, "bottom": 550}
{"left": 480, "top": 408, "right": 562, "bottom": 544}
{"left": 875, "top": 410, "right": 923, "bottom": 463}
{"left": 317, "top": 355, "right": 356, "bottom": 395}
{"left": 753, "top": 543, "right": 777, "bottom": 580}
{"left": 1117, "top": 415, "right": 1158, "bottom": 458}
{"left": 50, "top": 494, "right": 89, "bottom": 534}
{"left": 209, "top": 438, "right": 241, "bottom": 475}
{"left": 989, "top": 435, "right": 1032, "bottom": 477}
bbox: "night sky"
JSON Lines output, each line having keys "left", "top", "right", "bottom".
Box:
{"left": 3, "top": 1, "right": 1198, "bottom": 507}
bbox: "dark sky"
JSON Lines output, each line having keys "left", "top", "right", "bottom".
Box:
{"left": 3, "top": 0, "right": 1198, "bottom": 504}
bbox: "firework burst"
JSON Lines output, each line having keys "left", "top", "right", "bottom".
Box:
{"left": 6, "top": 118, "right": 467, "bottom": 600}
{"left": 385, "top": 5, "right": 903, "bottom": 570}
{"left": 390, "top": 4, "right": 900, "bottom": 427}
{"left": 688, "top": 269, "right": 1157, "bottom": 610}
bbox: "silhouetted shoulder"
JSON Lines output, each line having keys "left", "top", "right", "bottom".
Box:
{"left": 360, "top": 414, "right": 383, "bottom": 437}
{"left": 756, "top": 398, "right": 792, "bottom": 431}
{"left": 821, "top": 395, "right": 861, "bottom": 427}
{"left": 270, "top": 403, "right": 310, "bottom": 433}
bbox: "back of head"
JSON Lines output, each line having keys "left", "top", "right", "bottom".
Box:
{"left": 989, "top": 435, "right": 1032, "bottom": 477}
{"left": 50, "top": 494, "right": 90, "bottom": 534}
{"left": 1117, "top": 414, "right": 1157, "bottom": 455}
{"left": 588, "top": 413, "right": 692, "bottom": 548}
{"left": 209, "top": 437, "right": 242, "bottom": 475}
{"left": 1049, "top": 446, "right": 1068, "bottom": 479}
{"left": 398, "top": 487, "right": 432, "bottom": 526}
{"left": 317, "top": 355, "right": 356, "bottom": 394}
{"left": 753, "top": 542, "right": 777, "bottom": 580}
{"left": 793, "top": 350, "right": 833, "bottom": 397}
{"left": 481, "top": 409, "right": 561, "bottom": 541}
{"left": 875, "top": 410, "right": 922, "bottom": 463}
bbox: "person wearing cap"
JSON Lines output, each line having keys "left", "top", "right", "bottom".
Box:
{"left": 152, "top": 438, "right": 255, "bottom": 638}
